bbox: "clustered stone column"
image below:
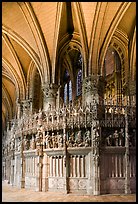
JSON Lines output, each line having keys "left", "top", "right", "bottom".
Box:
{"left": 124, "top": 107, "right": 131, "bottom": 194}
{"left": 82, "top": 75, "right": 105, "bottom": 195}
{"left": 20, "top": 125, "right": 25, "bottom": 188}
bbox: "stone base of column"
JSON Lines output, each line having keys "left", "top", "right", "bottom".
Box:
{"left": 20, "top": 178, "right": 25, "bottom": 188}
{"left": 93, "top": 190, "right": 100, "bottom": 195}
{"left": 93, "top": 177, "right": 100, "bottom": 195}
{"left": 42, "top": 177, "right": 48, "bottom": 192}
{"left": 125, "top": 189, "right": 131, "bottom": 194}
{"left": 35, "top": 177, "right": 40, "bottom": 191}
{"left": 63, "top": 177, "right": 69, "bottom": 194}
{"left": 87, "top": 179, "right": 93, "bottom": 195}
{"left": 125, "top": 182, "right": 131, "bottom": 194}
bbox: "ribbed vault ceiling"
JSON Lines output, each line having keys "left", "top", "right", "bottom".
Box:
{"left": 2, "top": 2, "right": 136, "bottom": 130}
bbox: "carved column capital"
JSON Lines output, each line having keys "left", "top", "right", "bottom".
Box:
{"left": 82, "top": 75, "right": 105, "bottom": 95}
{"left": 42, "top": 83, "right": 59, "bottom": 99}
{"left": 82, "top": 75, "right": 105, "bottom": 106}
{"left": 42, "top": 83, "right": 59, "bottom": 110}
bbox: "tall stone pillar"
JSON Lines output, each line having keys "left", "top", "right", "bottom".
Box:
{"left": 35, "top": 129, "right": 43, "bottom": 191}
{"left": 82, "top": 75, "right": 105, "bottom": 195}
{"left": 16, "top": 98, "right": 22, "bottom": 119}
{"left": 124, "top": 108, "right": 131, "bottom": 194}
{"left": 42, "top": 83, "right": 59, "bottom": 111}
{"left": 129, "top": 81, "right": 136, "bottom": 106}
{"left": 20, "top": 129, "right": 25, "bottom": 188}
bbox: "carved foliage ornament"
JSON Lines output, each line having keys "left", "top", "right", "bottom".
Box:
{"left": 82, "top": 76, "right": 105, "bottom": 95}
{"left": 42, "top": 83, "right": 59, "bottom": 98}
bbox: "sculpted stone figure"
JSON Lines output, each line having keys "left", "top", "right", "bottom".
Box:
{"left": 24, "top": 137, "right": 30, "bottom": 150}
{"left": 113, "top": 130, "right": 119, "bottom": 146}
{"left": 45, "top": 132, "right": 51, "bottom": 148}
{"left": 85, "top": 130, "right": 91, "bottom": 147}
{"left": 76, "top": 130, "right": 83, "bottom": 147}
{"left": 18, "top": 138, "right": 21, "bottom": 152}
{"left": 93, "top": 126, "right": 100, "bottom": 147}
{"left": 67, "top": 136, "right": 73, "bottom": 147}
{"left": 51, "top": 133, "right": 58, "bottom": 148}
{"left": 11, "top": 137, "right": 15, "bottom": 150}
{"left": 58, "top": 132, "right": 63, "bottom": 148}
{"left": 36, "top": 130, "right": 43, "bottom": 146}
{"left": 30, "top": 135, "right": 36, "bottom": 150}
{"left": 106, "top": 135, "right": 112, "bottom": 146}
{"left": 66, "top": 132, "right": 75, "bottom": 147}
{"left": 118, "top": 128, "right": 124, "bottom": 146}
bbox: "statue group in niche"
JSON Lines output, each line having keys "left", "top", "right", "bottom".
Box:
{"left": 15, "top": 128, "right": 92, "bottom": 151}
{"left": 106, "top": 128, "right": 125, "bottom": 146}
{"left": 45, "top": 132, "right": 63, "bottom": 149}
{"left": 66, "top": 130, "right": 91, "bottom": 147}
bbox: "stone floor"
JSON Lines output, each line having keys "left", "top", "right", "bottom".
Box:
{"left": 2, "top": 181, "right": 136, "bottom": 202}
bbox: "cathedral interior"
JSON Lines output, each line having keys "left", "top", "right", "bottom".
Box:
{"left": 2, "top": 2, "right": 136, "bottom": 195}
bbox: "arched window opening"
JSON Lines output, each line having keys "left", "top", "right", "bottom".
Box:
{"left": 104, "top": 47, "right": 123, "bottom": 104}
{"left": 64, "top": 83, "right": 67, "bottom": 104}
{"left": 32, "top": 69, "right": 43, "bottom": 112}
{"left": 76, "top": 53, "right": 82, "bottom": 98}
{"left": 63, "top": 69, "right": 72, "bottom": 104}
{"left": 69, "top": 80, "right": 72, "bottom": 102}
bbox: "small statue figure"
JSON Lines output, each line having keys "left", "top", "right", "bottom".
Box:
{"left": 85, "top": 130, "right": 91, "bottom": 147}
{"left": 10, "top": 137, "right": 15, "bottom": 150}
{"left": 36, "top": 130, "right": 43, "bottom": 146}
{"left": 30, "top": 135, "right": 36, "bottom": 150}
{"left": 113, "top": 130, "right": 119, "bottom": 146}
{"left": 76, "top": 130, "right": 83, "bottom": 147}
{"left": 118, "top": 128, "right": 124, "bottom": 146}
{"left": 18, "top": 138, "right": 21, "bottom": 152}
{"left": 45, "top": 132, "right": 51, "bottom": 149}
{"left": 93, "top": 126, "right": 100, "bottom": 147}
{"left": 24, "top": 137, "right": 30, "bottom": 150}
{"left": 67, "top": 136, "right": 73, "bottom": 147}
{"left": 58, "top": 132, "right": 63, "bottom": 148}
{"left": 51, "top": 133, "right": 57, "bottom": 148}
{"left": 106, "top": 135, "right": 112, "bottom": 146}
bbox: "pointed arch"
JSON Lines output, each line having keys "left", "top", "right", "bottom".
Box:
{"left": 129, "top": 26, "right": 136, "bottom": 81}
{"left": 71, "top": 2, "right": 88, "bottom": 78}
{"left": 51, "top": 2, "right": 63, "bottom": 84}
{"left": 2, "top": 58, "right": 24, "bottom": 100}
{"left": 27, "top": 60, "right": 43, "bottom": 112}
{"left": 2, "top": 83, "right": 13, "bottom": 119}
{"left": 89, "top": 2, "right": 108, "bottom": 75}
{"left": 99, "top": 2, "right": 132, "bottom": 74}
{"left": 2, "top": 25, "right": 43, "bottom": 82}
{"left": 2, "top": 33, "right": 26, "bottom": 99}
{"left": 17, "top": 2, "right": 51, "bottom": 84}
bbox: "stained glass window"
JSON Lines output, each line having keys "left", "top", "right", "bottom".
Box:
{"left": 77, "top": 69, "right": 82, "bottom": 96}
{"left": 69, "top": 80, "right": 72, "bottom": 102}
{"left": 63, "top": 69, "right": 72, "bottom": 104}
{"left": 64, "top": 83, "right": 67, "bottom": 103}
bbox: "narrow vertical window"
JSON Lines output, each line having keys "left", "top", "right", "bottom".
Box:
{"left": 64, "top": 83, "right": 67, "bottom": 104}
{"left": 63, "top": 69, "right": 72, "bottom": 104}
{"left": 69, "top": 80, "right": 72, "bottom": 102}
{"left": 77, "top": 69, "right": 82, "bottom": 96}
